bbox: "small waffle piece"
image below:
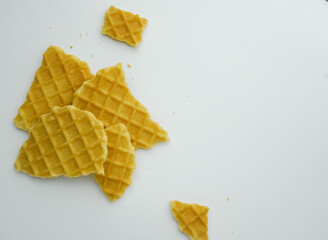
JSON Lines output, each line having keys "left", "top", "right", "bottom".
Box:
{"left": 15, "top": 106, "right": 107, "bottom": 178}
{"left": 102, "top": 6, "right": 148, "bottom": 47}
{"left": 94, "top": 123, "right": 136, "bottom": 201}
{"left": 14, "top": 46, "right": 94, "bottom": 131}
{"left": 170, "top": 201, "right": 209, "bottom": 240}
{"left": 73, "top": 63, "right": 169, "bottom": 149}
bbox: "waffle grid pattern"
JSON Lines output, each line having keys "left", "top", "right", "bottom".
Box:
{"left": 170, "top": 201, "right": 209, "bottom": 240}
{"left": 94, "top": 123, "right": 136, "bottom": 201}
{"left": 102, "top": 6, "right": 148, "bottom": 47}
{"left": 15, "top": 106, "right": 107, "bottom": 178}
{"left": 73, "top": 63, "right": 169, "bottom": 149}
{"left": 14, "top": 46, "right": 93, "bottom": 131}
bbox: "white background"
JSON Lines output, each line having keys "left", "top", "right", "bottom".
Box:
{"left": 0, "top": 0, "right": 328, "bottom": 239}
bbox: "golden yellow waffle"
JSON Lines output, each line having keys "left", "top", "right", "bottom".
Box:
{"left": 102, "top": 6, "right": 148, "bottom": 47}
{"left": 15, "top": 106, "right": 107, "bottom": 178}
{"left": 170, "top": 201, "right": 209, "bottom": 240}
{"left": 14, "top": 46, "right": 94, "bottom": 131}
{"left": 94, "top": 123, "right": 136, "bottom": 202}
{"left": 73, "top": 63, "right": 169, "bottom": 149}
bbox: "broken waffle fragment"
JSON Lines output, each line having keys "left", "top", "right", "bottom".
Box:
{"left": 94, "top": 123, "right": 136, "bottom": 202}
{"left": 102, "top": 6, "right": 148, "bottom": 47}
{"left": 170, "top": 201, "right": 209, "bottom": 240}
{"left": 73, "top": 63, "right": 169, "bottom": 149}
{"left": 14, "top": 46, "right": 94, "bottom": 131}
{"left": 15, "top": 106, "right": 107, "bottom": 178}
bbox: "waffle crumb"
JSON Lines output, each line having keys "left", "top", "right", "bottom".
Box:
{"left": 170, "top": 201, "right": 209, "bottom": 240}
{"left": 102, "top": 6, "right": 148, "bottom": 47}
{"left": 127, "top": 64, "right": 131, "bottom": 68}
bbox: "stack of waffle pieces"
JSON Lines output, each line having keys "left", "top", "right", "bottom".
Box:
{"left": 13, "top": 7, "right": 210, "bottom": 239}
{"left": 14, "top": 46, "right": 169, "bottom": 202}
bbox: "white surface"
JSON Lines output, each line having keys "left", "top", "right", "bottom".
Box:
{"left": 0, "top": 0, "right": 328, "bottom": 239}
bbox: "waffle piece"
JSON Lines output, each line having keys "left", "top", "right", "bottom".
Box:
{"left": 14, "top": 46, "right": 94, "bottom": 131}
{"left": 170, "top": 201, "right": 209, "bottom": 240}
{"left": 102, "top": 6, "right": 148, "bottom": 47}
{"left": 94, "top": 123, "right": 136, "bottom": 202}
{"left": 73, "top": 63, "right": 169, "bottom": 149}
{"left": 15, "top": 106, "right": 107, "bottom": 178}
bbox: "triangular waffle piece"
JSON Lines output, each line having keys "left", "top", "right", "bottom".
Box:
{"left": 15, "top": 106, "right": 107, "bottom": 178}
{"left": 73, "top": 63, "right": 169, "bottom": 149}
{"left": 14, "top": 46, "right": 94, "bottom": 131}
{"left": 170, "top": 201, "right": 209, "bottom": 240}
{"left": 102, "top": 6, "right": 148, "bottom": 47}
{"left": 94, "top": 123, "right": 136, "bottom": 202}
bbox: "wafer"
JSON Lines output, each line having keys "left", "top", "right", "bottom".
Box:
{"left": 94, "top": 123, "right": 136, "bottom": 201}
{"left": 170, "top": 201, "right": 209, "bottom": 240}
{"left": 73, "top": 63, "right": 169, "bottom": 149}
{"left": 15, "top": 106, "right": 107, "bottom": 178}
{"left": 102, "top": 6, "right": 148, "bottom": 47}
{"left": 14, "top": 46, "right": 94, "bottom": 131}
